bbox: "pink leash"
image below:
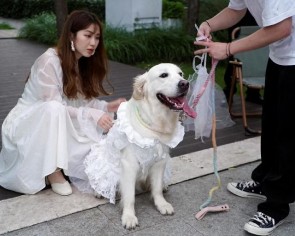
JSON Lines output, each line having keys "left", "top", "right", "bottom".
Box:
{"left": 192, "top": 33, "right": 230, "bottom": 219}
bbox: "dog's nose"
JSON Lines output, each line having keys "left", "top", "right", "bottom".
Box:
{"left": 178, "top": 80, "right": 189, "bottom": 92}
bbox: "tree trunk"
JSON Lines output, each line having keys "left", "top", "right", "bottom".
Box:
{"left": 54, "top": 0, "right": 68, "bottom": 38}
{"left": 186, "top": 0, "right": 200, "bottom": 36}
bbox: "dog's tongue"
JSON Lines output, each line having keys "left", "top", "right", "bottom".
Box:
{"left": 170, "top": 96, "right": 196, "bottom": 118}
{"left": 183, "top": 98, "right": 196, "bottom": 118}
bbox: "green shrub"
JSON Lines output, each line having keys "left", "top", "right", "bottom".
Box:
{"left": 104, "top": 27, "right": 194, "bottom": 64}
{"left": 19, "top": 12, "right": 57, "bottom": 46}
{"left": 0, "top": 0, "right": 105, "bottom": 20}
{"left": 0, "top": 0, "right": 53, "bottom": 19}
{"left": 68, "top": 0, "right": 105, "bottom": 20}
{"left": 198, "top": 0, "right": 228, "bottom": 42}
{"left": 162, "top": 0, "right": 185, "bottom": 19}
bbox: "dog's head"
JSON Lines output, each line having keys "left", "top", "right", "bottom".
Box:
{"left": 132, "top": 63, "right": 196, "bottom": 118}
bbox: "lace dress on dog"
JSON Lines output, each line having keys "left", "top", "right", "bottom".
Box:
{"left": 82, "top": 102, "right": 185, "bottom": 204}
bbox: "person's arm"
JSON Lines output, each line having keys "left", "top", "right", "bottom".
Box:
{"left": 86, "top": 97, "right": 126, "bottom": 113}
{"left": 198, "top": 7, "right": 247, "bottom": 38}
{"left": 194, "top": 17, "right": 292, "bottom": 60}
{"left": 32, "top": 53, "right": 112, "bottom": 138}
{"left": 84, "top": 98, "right": 126, "bottom": 132}
{"left": 230, "top": 17, "right": 292, "bottom": 55}
{"left": 207, "top": 7, "right": 247, "bottom": 32}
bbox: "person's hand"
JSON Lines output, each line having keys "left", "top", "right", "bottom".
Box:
{"left": 194, "top": 41, "right": 228, "bottom": 60}
{"left": 197, "top": 21, "right": 212, "bottom": 40}
{"left": 97, "top": 113, "right": 114, "bottom": 132}
{"left": 107, "top": 98, "right": 126, "bottom": 112}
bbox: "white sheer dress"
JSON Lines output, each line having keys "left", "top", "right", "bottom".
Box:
{"left": 0, "top": 48, "right": 109, "bottom": 194}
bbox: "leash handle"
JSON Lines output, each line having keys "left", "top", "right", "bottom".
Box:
{"left": 195, "top": 204, "right": 229, "bottom": 220}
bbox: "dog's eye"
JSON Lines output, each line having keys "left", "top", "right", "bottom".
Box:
{"left": 159, "top": 73, "right": 168, "bottom": 78}
{"left": 179, "top": 72, "right": 184, "bottom": 77}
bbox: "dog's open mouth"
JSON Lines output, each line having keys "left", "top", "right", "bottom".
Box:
{"left": 157, "top": 93, "right": 196, "bottom": 118}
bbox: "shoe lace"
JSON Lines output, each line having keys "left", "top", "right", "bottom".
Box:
{"left": 239, "top": 180, "right": 257, "bottom": 189}
{"left": 253, "top": 212, "right": 274, "bottom": 226}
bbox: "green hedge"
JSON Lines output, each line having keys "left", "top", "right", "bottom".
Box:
{"left": 104, "top": 27, "right": 194, "bottom": 64}
{"left": 0, "top": 0, "right": 105, "bottom": 20}
{"left": 162, "top": 0, "right": 185, "bottom": 19}
{"left": 19, "top": 12, "right": 58, "bottom": 45}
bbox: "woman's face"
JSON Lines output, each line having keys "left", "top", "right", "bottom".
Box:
{"left": 73, "top": 23, "right": 100, "bottom": 59}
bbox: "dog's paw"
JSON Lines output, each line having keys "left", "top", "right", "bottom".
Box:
{"left": 162, "top": 186, "right": 169, "bottom": 193}
{"left": 121, "top": 213, "right": 139, "bottom": 229}
{"left": 156, "top": 201, "right": 174, "bottom": 215}
{"left": 93, "top": 191, "right": 102, "bottom": 199}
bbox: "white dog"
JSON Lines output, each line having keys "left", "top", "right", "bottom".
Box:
{"left": 84, "top": 63, "right": 196, "bottom": 229}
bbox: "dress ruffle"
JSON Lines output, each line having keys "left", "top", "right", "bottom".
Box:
{"left": 116, "top": 102, "right": 185, "bottom": 148}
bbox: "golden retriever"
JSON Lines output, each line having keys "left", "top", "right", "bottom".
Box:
{"left": 84, "top": 63, "right": 196, "bottom": 229}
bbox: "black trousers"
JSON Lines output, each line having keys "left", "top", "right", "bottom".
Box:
{"left": 251, "top": 59, "right": 295, "bottom": 221}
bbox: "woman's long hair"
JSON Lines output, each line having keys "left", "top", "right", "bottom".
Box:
{"left": 57, "top": 10, "right": 113, "bottom": 99}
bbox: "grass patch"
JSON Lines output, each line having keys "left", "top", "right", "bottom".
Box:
{"left": 0, "top": 22, "right": 14, "bottom": 29}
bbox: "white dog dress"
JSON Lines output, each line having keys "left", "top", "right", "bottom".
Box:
{"left": 81, "top": 102, "right": 185, "bottom": 204}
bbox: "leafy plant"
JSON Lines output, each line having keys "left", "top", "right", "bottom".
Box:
{"left": 104, "top": 26, "right": 194, "bottom": 64}
{"left": 162, "top": 0, "right": 185, "bottom": 19}
{"left": 0, "top": 0, "right": 105, "bottom": 20}
{"left": 19, "top": 13, "right": 57, "bottom": 46}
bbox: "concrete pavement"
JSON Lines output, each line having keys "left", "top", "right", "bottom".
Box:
{"left": 1, "top": 160, "right": 294, "bottom": 236}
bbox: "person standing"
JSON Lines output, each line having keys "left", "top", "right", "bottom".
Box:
{"left": 194, "top": 1, "right": 295, "bottom": 235}
{"left": 0, "top": 10, "right": 126, "bottom": 196}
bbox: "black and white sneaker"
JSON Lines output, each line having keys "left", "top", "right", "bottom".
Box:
{"left": 227, "top": 180, "right": 266, "bottom": 200}
{"left": 244, "top": 212, "right": 284, "bottom": 235}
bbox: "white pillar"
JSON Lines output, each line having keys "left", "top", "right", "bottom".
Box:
{"left": 105, "top": 0, "right": 162, "bottom": 32}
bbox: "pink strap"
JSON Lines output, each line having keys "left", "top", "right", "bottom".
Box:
{"left": 195, "top": 204, "right": 229, "bottom": 220}
{"left": 192, "top": 58, "right": 219, "bottom": 109}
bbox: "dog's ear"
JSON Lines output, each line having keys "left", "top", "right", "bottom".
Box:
{"left": 132, "top": 72, "right": 147, "bottom": 100}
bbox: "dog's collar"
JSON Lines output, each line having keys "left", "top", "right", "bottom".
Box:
{"left": 135, "top": 106, "right": 170, "bottom": 134}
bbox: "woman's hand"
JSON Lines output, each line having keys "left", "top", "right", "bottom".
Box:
{"left": 194, "top": 40, "right": 228, "bottom": 60}
{"left": 98, "top": 98, "right": 126, "bottom": 132}
{"left": 107, "top": 98, "right": 126, "bottom": 112}
{"left": 97, "top": 113, "right": 114, "bottom": 132}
